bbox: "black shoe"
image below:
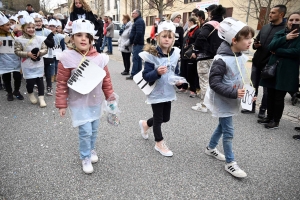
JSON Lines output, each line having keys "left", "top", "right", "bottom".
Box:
{"left": 105, "top": 50, "right": 109, "bottom": 53}
{"left": 258, "top": 108, "right": 266, "bottom": 119}
{"left": 121, "top": 71, "right": 129, "bottom": 75}
{"left": 13, "top": 91, "right": 24, "bottom": 100}
{"left": 241, "top": 109, "right": 255, "bottom": 114}
{"left": 265, "top": 121, "right": 279, "bottom": 129}
{"left": 257, "top": 118, "right": 271, "bottom": 124}
{"left": 107, "top": 52, "right": 112, "bottom": 55}
{"left": 294, "top": 127, "right": 300, "bottom": 132}
{"left": 0, "top": 84, "right": 2, "bottom": 90}
{"left": 293, "top": 135, "right": 300, "bottom": 140}
{"left": 7, "top": 93, "right": 14, "bottom": 101}
{"left": 126, "top": 76, "right": 133, "bottom": 80}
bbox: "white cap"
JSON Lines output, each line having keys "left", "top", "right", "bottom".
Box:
{"left": 156, "top": 21, "right": 176, "bottom": 35}
{"left": 9, "top": 14, "right": 19, "bottom": 22}
{"left": 49, "top": 19, "right": 58, "bottom": 27}
{"left": 18, "top": 10, "right": 29, "bottom": 17}
{"left": 218, "top": 17, "right": 247, "bottom": 44}
{"left": 30, "top": 13, "right": 43, "bottom": 19}
{"left": 42, "top": 18, "right": 48, "bottom": 25}
{"left": 72, "top": 19, "right": 95, "bottom": 36}
{"left": 56, "top": 20, "right": 62, "bottom": 27}
{"left": 19, "top": 15, "right": 34, "bottom": 25}
{"left": 0, "top": 11, "right": 9, "bottom": 26}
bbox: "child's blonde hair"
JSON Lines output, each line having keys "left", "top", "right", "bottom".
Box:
{"left": 21, "top": 23, "right": 35, "bottom": 31}
{"left": 154, "top": 30, "right": 175, "bottom": 54}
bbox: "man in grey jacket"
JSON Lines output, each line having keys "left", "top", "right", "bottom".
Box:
{"left": 241, "top": 5, "right": 286, "bottom": 118}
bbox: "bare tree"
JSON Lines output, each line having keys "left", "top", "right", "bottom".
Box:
{"left": 231, "top": 0, "right": 300, "bottom": 28}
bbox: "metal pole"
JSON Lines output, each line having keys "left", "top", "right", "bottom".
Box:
{"left": 246, "top": 0, "right": 251, "bottom": 24}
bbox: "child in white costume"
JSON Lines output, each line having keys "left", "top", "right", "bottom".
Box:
{"left": 55, "top": 19, "right": 115, "bottom": 174}
{"left": 0, "top": 11, "right": 23, "bottom": 101}
{"left": 14, "top": 15, "right": 48, "bottom": 107}
{"left": 138, "top": 21, "right": 182, "bottom": 157}
{"left": 203, "top": 18, "right": 255, "bottom": 178}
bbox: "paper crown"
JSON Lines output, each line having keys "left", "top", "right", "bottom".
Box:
{"left": 0, "top": 11, "right": 9, "bottom": 26}
{"left": 218, "top": 17, "right": 247, "bottom": 44}
{"left": 57, "top": 20, "right": 62, "bottom": 27}
{"left": 72, "top": 19, "right": 95, "bottom": 36}
{"left": 49, "top": 19, "right": 59, "bottom": 26}
{"left": 19, "top": 15, "right": 35, "bottom": 25}
{"left": 156, "top": 21, "right": 176, "bottom": 35}
{"left": 42, "top": 18, "right": 48, "bottom": 25}
{"left": 30, "top": 13, "right": 43, "bottom": 19}
{"left": 9, "top": 14, "right": 19, "bottom": 22}
{"left": 18, "top": 10, "right": 29, "bottom": 17}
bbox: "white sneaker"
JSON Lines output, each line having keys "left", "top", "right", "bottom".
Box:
{"left": 82, "top": 157, "right": 93, "bottom": 174}
{"left": 91, "top": 150, "right": 98, "bottom": 163}
{"left": 154, "top": 141, "right": 173, "bottom": 157}
{"left": 225, "top": 161, "right": 247, "bottom": 178}
{"left": 139, "top": 120, "right": 148, "bottom": 139}
{"left": 205, "top": 147, "right": 225, "bottom": 161}
{"left": 191, "top": 103, "right": 207, "bottom": 112}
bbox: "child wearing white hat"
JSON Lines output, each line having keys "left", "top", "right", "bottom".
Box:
{"left": 203, "top": 17, "right": 256, "bottom": 178}
{"left": 55, "top": 19, "right": 116, "bottom": 174}
{"left": 138, "top": 21, "right": 183, "bottom": 157}
{"left": 0, "top": 11, "right": 23, "bottom": 101}
{"left": 14, "top": 15, "right": 48, "bottom": 107}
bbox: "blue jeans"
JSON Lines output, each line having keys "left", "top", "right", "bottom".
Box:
{"left": 107, "top": 37, "right": 112, "bottom": 53}
{"left": 54, "top": 57, "right": 59, "bottom": 75}
{"left": 44, "top": 61, "right": 55, "bottom": 88}
{"left": 96, "top": 36, "right": 103, "bottom": 53}
{"left": 131, "top": 44, "right": 144, "bottom": 76}
{"left": 78, "top": 119, "right": 100, "bottom": 160}
{"left": 208, "top": 116, "right": 234, "bottom": 163}
{"left": 100, "top": 36, "right": 108, "bottom": 51}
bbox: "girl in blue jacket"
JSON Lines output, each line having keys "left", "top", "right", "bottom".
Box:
{"left": 138, "top": 21, "right": 181, "bottom": 157}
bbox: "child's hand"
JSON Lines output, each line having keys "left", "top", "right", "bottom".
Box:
{"left": 59, "top": 108, "right": 66, "bottom": 117}
{"left": 237, "top": 89, "right": 245, "bottom": 98}
{"left": 157, "top": 66, "right": 167, "bottom": 75}
{"left": 0, "top": 40, "right": 2, "bottom": 46}
{"left": 252, "top": 96, "right": 257, "bottom": 102}
{"left": 68, "top": 21, "right": 73, "bottom": 26}
{"left": 176, "top": 81, "right": 183, "bottom": 86}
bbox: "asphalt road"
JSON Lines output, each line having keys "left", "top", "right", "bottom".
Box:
{"left": 0, "top": 49, "right": 300, "bottom": 199}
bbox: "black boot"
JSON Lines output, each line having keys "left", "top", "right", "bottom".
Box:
{"left": 7, "top": 93, "right": 14, "bottom": 101}
{"left": 258, "top": 107, "right": 266, "bottom": 119}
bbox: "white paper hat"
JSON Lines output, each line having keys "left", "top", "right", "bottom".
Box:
{"left": 19, "top": 15, "right": 35, "bottom": 25}
{"left": 43, "top": 18, "right": 48, "bottom": 25}
{"left": 0, "top": 11, "right": 9, "bottom": 26}
{"left": 30, "top": 13, "right": 43, "bottom": 19}
{"left": 18, "top": 10, "right": 29, "bottom": 17}
{"left": 218, "top": 17, "right": 247, "bottom": 44}
{"left": 156, "top": 21, "right": 176, "bottom": 35}
{"left": 9, "top": 14, "right": 19, "bottom": 22}
{"left": 72, "top": 19, "right": 95, "bottom": 36}
{"left": 56, "top": 20, "right": 62, "bottom": 27}
{"left": 49, "top": 19, "right": 58, "bottom": 27}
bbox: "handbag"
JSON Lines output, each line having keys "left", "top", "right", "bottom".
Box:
{"left": 184, "top": 45, "right": 194, "bottom": 59}
{"left": 261, "top": 60, "right": 280, "bottom": 79}
{"left": 133, "top": 70, "right": 157, "bottom": 95}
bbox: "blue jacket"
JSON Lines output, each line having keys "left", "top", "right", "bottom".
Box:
{"left": 129, "top": 16, "right": 145, "bottom": 45}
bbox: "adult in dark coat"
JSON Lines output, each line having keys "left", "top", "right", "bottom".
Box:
{"left": 241, "top": 5, "right": 287, "bottom": 117}
{"left": 258, "top": 12, "right": 300, "bottom": 129}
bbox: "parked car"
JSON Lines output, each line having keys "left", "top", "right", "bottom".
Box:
{"left": 112, "top": 22, "right": 121, "bottom": 42}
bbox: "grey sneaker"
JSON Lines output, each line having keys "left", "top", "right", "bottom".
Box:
{"left": 82, "top": 157, "right": 93, "bottom": 174}
{"left": 205, "top": 147, "right": 225, "bottom": 161}
{"left": 91, "top": 150, "right": 98, "bottom": 163}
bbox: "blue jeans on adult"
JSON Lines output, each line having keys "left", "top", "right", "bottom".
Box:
{"left": 96, "top": 36, "right": 103, "bottom": 53}
{"left": 100, "top": 36, "right": 108, "bottom": 51}
{"left": 78, "top": 119, "right": 100, "bottom": 160}
{"left": 208, "top": 116, "right": 234, "bottom": 163}
{"left": 131, "top": 44, "right": 144, "bottom": 76}
{"left": 107, "top": 37, "right": 112, "bottom": 53}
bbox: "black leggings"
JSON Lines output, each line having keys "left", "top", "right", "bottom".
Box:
{"left": 147, "top": 101, "right": 171, "bottom": 142}
{"left": 2, "top": 72, "right": 22, "bottom": 93}
{"left": 121, "top": 52, "right": 131, "bottom": 72}
{"left": 26, "top": 77, "right": 44, "bottom": 96}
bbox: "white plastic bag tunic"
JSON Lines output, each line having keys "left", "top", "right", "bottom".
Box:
{"left": 0, "top": 35, "right": 21, "bottom": 74}
{"left": 59, "top": 50, "right": 109, "bottom": 127}
{"left": 15, "top": 36, "right": 46, "bottom": 79}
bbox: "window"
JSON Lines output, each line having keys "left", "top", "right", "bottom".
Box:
{"left": 183, "top": 12, "right": 192, "bottom": 24}
{"left": 107, "top": 0, "right": 110, "bottom": 10}
{"left": 146, "top": 15, "right": 156, "bottom": 26}
{"left": 184, "top": 0, "right": 201, "bottom": 3}
{"left": 114, "top": 0, "right": 117, "bottom": 9}
{"left": 225, "top": 7, "right": 233, "bottom": 18}
{"left": 149, "top": 0, "right": 155, "bottom": 9}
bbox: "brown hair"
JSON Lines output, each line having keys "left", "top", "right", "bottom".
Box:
{"left": 234, "top": 26, "right": 255, "bottom": 42}
{"left": 123, "top": 14, "right": 131, "bottom": 22}
{"left": 189, "top": 17, "right": 199, "bottom": 27}
{"left": 287, "top": 12, "right": 300, "bottom": 20}
{"left": 70, "top": 0, "right": 91, "bottom": 12}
